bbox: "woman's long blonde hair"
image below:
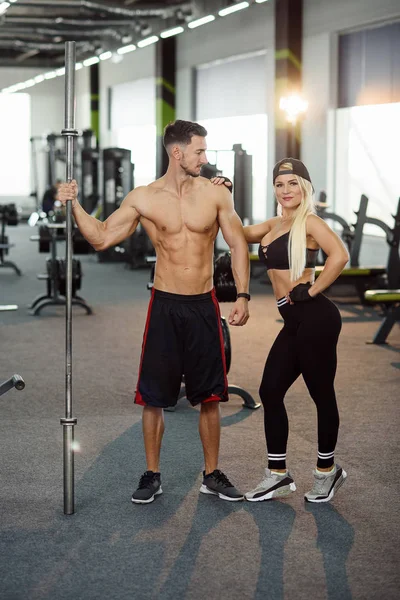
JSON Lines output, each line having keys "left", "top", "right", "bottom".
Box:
{"left": 275, "top": 161, "right": 315, "bottom": 282}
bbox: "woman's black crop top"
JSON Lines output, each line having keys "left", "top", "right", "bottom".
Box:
{"left": 258, "top": 231, "right": 318, "bottom": 270}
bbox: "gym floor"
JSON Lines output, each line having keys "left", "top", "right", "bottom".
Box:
{"left": 1, "top": 224, "right": 399, "bottom": 600}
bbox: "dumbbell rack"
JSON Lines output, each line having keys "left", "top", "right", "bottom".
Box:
{"left": 29, "top": 222, "right": 92, "bottom": 316}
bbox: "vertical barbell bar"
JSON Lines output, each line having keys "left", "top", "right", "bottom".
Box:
{"left": 61, "top": 41, "right": 78, "bottom": 515}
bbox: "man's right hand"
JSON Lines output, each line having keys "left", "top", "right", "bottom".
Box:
{"left": 58, "top": 180, "right": 78, "bottom": 208}
{"left": 228, "top": 298, "right": 250, "bottom": 326}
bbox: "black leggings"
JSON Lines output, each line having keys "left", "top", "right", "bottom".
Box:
{"left": 259, "top": 294, "right": 342, "bottom": 470}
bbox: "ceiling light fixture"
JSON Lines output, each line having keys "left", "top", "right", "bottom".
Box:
{"left": 160, "top": 26, "right": 184, "bottom": 39}
{"left": 137, "top": 36, "right": 159, "bottom": 48}
{"left": 188, "top": 15, "right": 215, "bottom": 29}
{"left": 116, "top": 44, "right": 136, "bottom": 55}
{"left": 83, "top": 56, "right": 100, "bottom": 67}
{"left": 219, "top": 2, "right": 249, "bottom": 17}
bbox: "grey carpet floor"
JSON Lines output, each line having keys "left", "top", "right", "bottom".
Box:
{"left": 0, "top": 224, "right": 399, "bottom": 600}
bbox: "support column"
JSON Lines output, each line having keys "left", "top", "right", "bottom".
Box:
{"left": 275, "top": 0, "right": 303, "bottom": 160}
{"left": 156, "top": 37, "right": 176, "bottom": 178}
{"left": 90, "top": 63, "right": 100, "bottom": 147}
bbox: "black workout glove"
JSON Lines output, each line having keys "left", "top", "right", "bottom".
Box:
{"left": 288, "top": 283, "right": 315, "bottom": 303}
{"left": 221, "top": 177, "right": 233, "bottom": 194}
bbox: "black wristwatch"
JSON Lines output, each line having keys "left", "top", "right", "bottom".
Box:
{"left": 237, "top": 293, "right": 251, "bottom": 301}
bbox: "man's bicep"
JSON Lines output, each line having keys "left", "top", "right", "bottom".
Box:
{"left": 219, "top": 206, "right": 244, "bottom": 247}
{"left": 103, "top": 192, "right": 141, "bottom": 239}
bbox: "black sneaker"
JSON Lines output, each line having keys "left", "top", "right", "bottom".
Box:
{"left": 200, "top": 469, "right": 244, "bottom": 502}
{"left": 131, "top": 471, "right": 162, "bottom": 504}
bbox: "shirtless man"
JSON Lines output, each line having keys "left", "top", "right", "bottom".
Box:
{"left": 58, "top": 120, "right": 250, "bottom": 504}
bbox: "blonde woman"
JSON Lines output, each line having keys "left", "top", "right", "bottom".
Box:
{"left": 243, "top": 158, "right": 348, "bottom": 503}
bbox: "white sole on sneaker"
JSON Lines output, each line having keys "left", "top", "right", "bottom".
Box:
{"left": 199, "top": 484, "right": 244, "bottom": 502}
{"left": 245, "top": 482, "right": 296, "bottom": 502}
{"left": 305, "top": 470, "right": 347, "bottom": 503}
{"left": 131, "top": 487, "right": 163, "bottom": 505}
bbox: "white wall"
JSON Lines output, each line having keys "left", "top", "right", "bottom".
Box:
{"left": 0, "top": 66, "right": 90, "bottom": 135}
{"left": 0, "top": 65, "right": 90, "bottom": 205}
{"left": 0, "top": 94, "right": 31, "bottom": 198}
{"left": 301, "top": 32, "right": 336, "bottom": 196}
{"left": 111, "top": 77, "right": 156, "bottom": 186}
{"left": 177, "top": 0, "right": 275, "bottom": 215}
{"left": 99, "top": 47, "right": 156, "bottom": 148}
{"left": 302, "top": 0, "right": 400, "bottom": 201}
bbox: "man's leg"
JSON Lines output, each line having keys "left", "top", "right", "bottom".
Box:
{"left": 143, "top": 406, "right": 165, "bottom": 472}
{"left": 132, "top": 406, "right": 164, "bottom": 504}
{"left": 199, "top": 401, "right": 243, "bottom": 501}
{"left": 199, "top": 401, "right": 220, "bottom": 474}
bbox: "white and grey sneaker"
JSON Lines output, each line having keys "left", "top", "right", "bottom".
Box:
{"left": 245, "top": 468, "right": 296, "bottom": 502}
{"left": 304, "top": 464, "right": 347, "bottom": 503}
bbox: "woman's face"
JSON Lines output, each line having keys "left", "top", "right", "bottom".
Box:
{"left": 274, "top": 174, "right": 302, "bottom": 210}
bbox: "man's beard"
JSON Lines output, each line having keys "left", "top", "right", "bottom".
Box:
{"left": 180, "top": 162, "right": 201, "bottom": 178}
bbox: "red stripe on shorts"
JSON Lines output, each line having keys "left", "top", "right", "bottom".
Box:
{"left": 210, "top": 288, "right": 228, "bottom": 396}
{"left": 134, "top": 288, "right": 155, "bottom": 406}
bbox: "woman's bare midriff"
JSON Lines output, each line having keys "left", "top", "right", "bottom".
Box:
{"left": 268, "top": 268, "right": 315, "bottom": 299}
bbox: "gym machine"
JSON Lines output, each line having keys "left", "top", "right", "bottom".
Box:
{"left": 100, "top": 147, "right": 154, "bottom": 267}
{"left": 98, "top": 147, "right": 134, "bottom": 262}
{"left": 316, "top": 195, "right": 400, "bottom": 303}
{"left": 103, "top": 147, "right": 133, "bottom": 219}
{"left": 316, "top": 191, "right": 354, "bottom": 264}
{"left": 81, "top": 144, "right": 100, "bottom": 216}
{"left": 30, "top": 135, "right": 42, "bottom": 213}
{"left": 201, "top": 162, "right": 222, "bottom": 179}
{"left": 146, "top": 255, "right": 261, "bottom": 411}
{"left": 232, "top": 144, "right": 253, "bottom": 226}
{"left": 76, "top": 131, "right": 99, "bottom": 254}
{"left": 363, "top": 197, "right": 400, "bottom": 344}
{"left": 365, "top": 288, "right": 400, "bottom": 344}
{"left": 30, "top": 130, "right": 96, "bottom": 218}
{"left": 47, "top": 132, "right": 84, "bottom": 189}
{"left": 29, "top": 223, "right": 92, "bottom": 316}
{"left": 350, "top": 195, "right": 400, "bottom": 281}
{"left": 0, "top": 204, "right": 22, "bottom": 276}
{"left": 207, "top": 144, "right": 253, "bottom": 225}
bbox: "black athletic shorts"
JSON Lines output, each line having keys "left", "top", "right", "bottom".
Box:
{"left": 134, "top": 289, "right": 228, "bottom": 408}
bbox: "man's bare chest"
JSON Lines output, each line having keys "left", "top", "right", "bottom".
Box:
{"left": 140, "top": 195, "right": 218, "bottom": 235}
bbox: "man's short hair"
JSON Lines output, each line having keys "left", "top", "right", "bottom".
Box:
{"left": 163, "top": 120, "right": 207, "bottom": 150}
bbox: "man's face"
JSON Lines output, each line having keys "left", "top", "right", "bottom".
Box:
{"left": 179, "top": 135, "right": 208, "bottom": 177}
